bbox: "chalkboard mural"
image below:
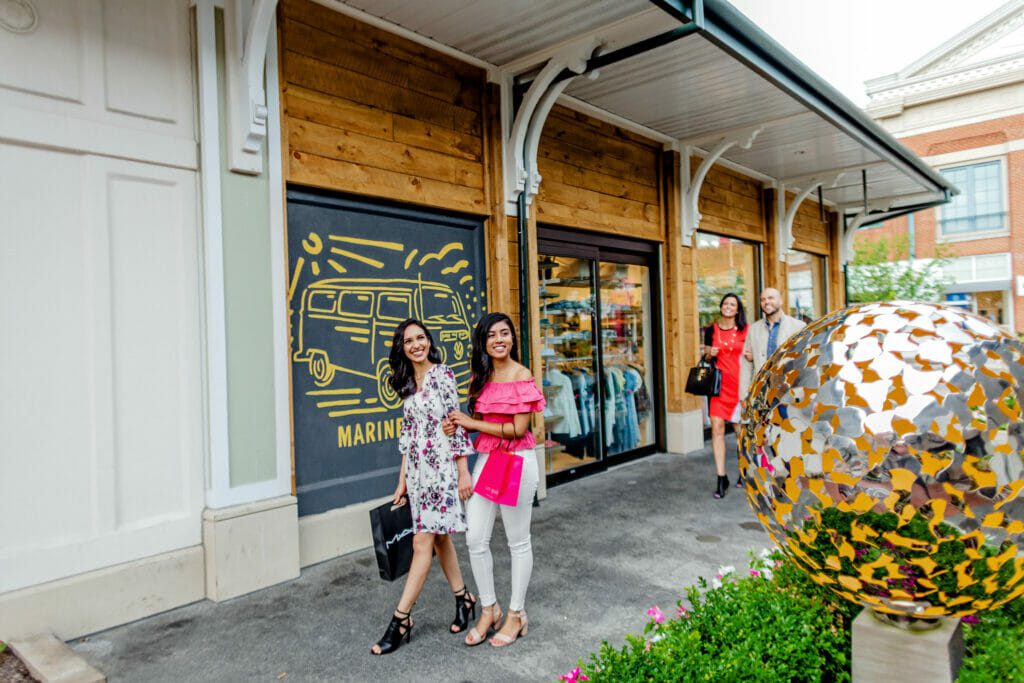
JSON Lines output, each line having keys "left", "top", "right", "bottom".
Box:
{"left": 286, "top": 189, "right": 486, "bottom": 516}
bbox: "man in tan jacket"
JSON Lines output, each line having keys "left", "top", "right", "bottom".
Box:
{"left": 739, "top": 288, "right": 806, "bottom": 401}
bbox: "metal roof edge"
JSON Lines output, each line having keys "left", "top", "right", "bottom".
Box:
{"left": 696, "top": 0, "right": 958, "bottom": 198}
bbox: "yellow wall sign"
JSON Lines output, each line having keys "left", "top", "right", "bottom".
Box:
{"left": 286, "top": 190, "right": 486, "bottom": 516}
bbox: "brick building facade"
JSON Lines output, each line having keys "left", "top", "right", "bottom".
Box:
{"left": 861, "top": 0, "right": 1024, "bottom": 332}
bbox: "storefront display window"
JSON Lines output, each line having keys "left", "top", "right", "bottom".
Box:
{"left": 537, "top": 230, "right": 661, "bottom": 483}
{"left": 695, "top": 232, "right": 760, "bottom": 329}
{"left": 945, "top": 290, "right": 1009, "bottom": 327}
{"left": 785, "top": 250, "right": 827, "bottom": 324}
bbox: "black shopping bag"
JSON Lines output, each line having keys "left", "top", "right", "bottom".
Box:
{"left": 369, "top": 500, "right": 414, "bottom": 581}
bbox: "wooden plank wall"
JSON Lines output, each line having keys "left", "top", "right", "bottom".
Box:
{"left": 535, "top": 106, "right": 664, "bottom": 242}
{"left": 278, "top": 0, "right": 490, "bottom": 216}
{"left": 697, "top": 162, "right": 766, "bottom": 243}
{"left": 662, "top": 152, "right": 701, "bottom": 415}
{"left": 791, "top": 194, "right": 831, "bottom": 255}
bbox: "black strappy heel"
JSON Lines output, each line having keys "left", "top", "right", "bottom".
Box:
{"left": 370, "top": 607, "right": 413, "bottom": 655}
{"left": 713, "top": 475, "right": 730, "bottom": 499}
{"left": 451, "top": 586, "right": 477, "bottom": 633}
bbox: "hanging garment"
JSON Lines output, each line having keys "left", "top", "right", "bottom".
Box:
{"left": 609, "top": 367, "right": 628, "bottom": 452}
{"left": 545, "top": 369, "right": 581, "bottom": 438}
{"left": 571, "top": 369, "right": 593, "bottom": 435}
{"left": 603, "top": 369, "right": 617, "bottom": 446}
{"left": 622, "top": 366, "right": 642, "bottom": 450}
{"left": 630, "top": 364, "right": 651, "bottom": 417}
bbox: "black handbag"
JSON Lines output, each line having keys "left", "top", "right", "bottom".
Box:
{"left": 369, "top": 500, "right": 414, "bottom": 581}
{"left": 685, "top": 359, "right": 722, "bottom": 397}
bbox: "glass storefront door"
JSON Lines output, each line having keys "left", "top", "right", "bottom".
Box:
{"left": 537, "top": 228, "right": 662, "bottom": 485}
{"left": 538, "top": 255, "right": 601, "bottom": 476}
{"left": 599, "top": 261, "right": 656, "bottom": 455}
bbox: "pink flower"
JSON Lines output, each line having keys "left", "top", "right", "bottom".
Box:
{"left": 961, "top": 614, "right": 980, "bottom": 625}
{"left": 749, "top": 569, "right": 761, "bottom": 578}
{"left": 676, "top": 605, "right": 688, "bottom": 618}
{"left": 560, "top": 667, "right": 588, "bottom": 682}
{"left": 644, "top": 640, "right": 652, "bottom": 652}
{"left": 646, "top": 606, "right": 665, "bottom": 624}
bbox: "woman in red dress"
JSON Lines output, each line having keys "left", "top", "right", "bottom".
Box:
{"left": 703, "top": 293, "right": 748, "bottom": 499}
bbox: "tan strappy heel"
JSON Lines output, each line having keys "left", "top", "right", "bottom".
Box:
{"left": 489, "top": 609, "right": 527, "bottom": 647}
{"left": 464, "top": 602, "right": 502, "bottom": 646}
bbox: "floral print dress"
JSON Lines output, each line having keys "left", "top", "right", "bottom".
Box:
{"left": 398, "top": 364, "right": 473, "bottom": 534}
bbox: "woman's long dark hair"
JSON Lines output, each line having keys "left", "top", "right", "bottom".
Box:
{"left": 388, "top": 318, "right": 442, "bottom": 399}
{"left": 720, "top": 293, "right": 747, "bottom": 331}
{"left": 467, "top": 312, "right": 519, "bottom": 413}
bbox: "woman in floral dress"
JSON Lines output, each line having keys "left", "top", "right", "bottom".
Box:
{"left": 370, "top": 318, "right": 476, "bottom": 655}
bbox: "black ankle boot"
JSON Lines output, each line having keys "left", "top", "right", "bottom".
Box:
{"left": 713, "top": 475, "right": 729, "bottom": 499}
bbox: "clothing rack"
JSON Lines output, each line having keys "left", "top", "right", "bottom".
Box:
{"left": 552, "top": 357, "right": 594, "bottom": 369}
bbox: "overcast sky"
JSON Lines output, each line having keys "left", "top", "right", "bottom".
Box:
{"left": 726, "top": 0, "right": 1009, "bottom": 105}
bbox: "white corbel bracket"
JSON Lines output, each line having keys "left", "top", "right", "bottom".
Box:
{"left": 776, "top": 173, "right": 844, "bottom": 261}
{"left": 504, "top": 38, "right": 602, "bottom": 214}
{"left": 680, "top": 127, "right": 762, "bottom": 245}
{"left": 840, "top": 199, "right": 898, "bottom": 264}
{"left": 224, "top": 0, "right": 278, "bottom": 175}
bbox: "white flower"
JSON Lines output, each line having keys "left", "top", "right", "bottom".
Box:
{"left": 717, "top": 565, "right": 736, "bottom": 577}
{"left": 711, "top": 577, "right": 723, "bottom": 589}
{"left": 759, "top": 547, "right": 774, "bottom": 560}
{"left": 761, "top": 567, "right": 774, "bottom": 581}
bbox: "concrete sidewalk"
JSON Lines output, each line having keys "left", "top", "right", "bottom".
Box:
{"left": 71, "top": 442, "right": 770, "bottom": 682}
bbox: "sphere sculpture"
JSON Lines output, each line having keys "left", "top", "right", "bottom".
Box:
{"left": 739, "top": 301, "right": 1024, "bottom": 619}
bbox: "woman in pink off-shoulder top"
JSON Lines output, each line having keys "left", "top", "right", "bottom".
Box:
{"left": 445, "top": 312, "right": 545, "bottom": 649}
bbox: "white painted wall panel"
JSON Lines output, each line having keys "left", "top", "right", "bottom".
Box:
{"left": 0, "top": 0, "right": 86, "bottom": 102}
{"left": 0, "top": 146, "right": 98, "bottom": 554}
{"left": 0, "top": 0, "right": 195, "bottom": 167}
{"left": 102, "top": 0, "right": 193, "bottom": 125}
{"left": 106, "top": 167, "right": 203, "bottom": 529}
{"left": 0, "top": 147, "right": 204, "bottom": 592}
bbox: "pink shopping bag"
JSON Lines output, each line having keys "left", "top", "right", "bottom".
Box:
{"left": 473, "top": 448, "right": 523, "bottom": 506}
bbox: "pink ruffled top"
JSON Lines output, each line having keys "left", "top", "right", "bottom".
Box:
{"left": 472, "top": 379, "right": 546, "bottom": 453}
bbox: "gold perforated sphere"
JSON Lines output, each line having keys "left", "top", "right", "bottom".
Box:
{"left": 740, "top": 302, "right": 1024, "bottom": 618}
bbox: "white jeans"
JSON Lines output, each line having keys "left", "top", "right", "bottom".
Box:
{"left": 465, "top": 449, "right": 539, "bottom": 612}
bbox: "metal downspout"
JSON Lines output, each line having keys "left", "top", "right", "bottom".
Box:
{"left": 517, "top": 191, "right": 531, "bottom": 367}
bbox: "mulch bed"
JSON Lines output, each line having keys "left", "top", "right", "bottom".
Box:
{"left": 0, "top": 644, "right": 40, "bottom": 682}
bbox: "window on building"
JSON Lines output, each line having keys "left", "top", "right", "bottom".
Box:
{"left": 785, "top": 250, "right": 827, "bottom": 324}
{"left": 939, "top": 160, "right": 1005, "bottom": 236}
{"left": 695, "top": 232, "right": 761, "bottom": 329}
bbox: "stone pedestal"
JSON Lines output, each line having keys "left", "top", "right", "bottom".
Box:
{"left": 852, "top": 609, "right": 964, "bottom": 683}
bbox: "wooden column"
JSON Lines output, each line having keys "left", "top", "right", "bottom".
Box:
{"left": 762, "top": 186, "right": 783, "bottom": 295}
{"left": 828, "top": 210, "right": 845, "bottom": 310}
{"left": 662, "top": 150, "right": 694, "bottom": 414}
{"left": 482, "top": 81, "right": 510, "bottom": 315}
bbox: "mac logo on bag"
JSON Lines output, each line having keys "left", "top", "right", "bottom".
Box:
{"left": 386, "top": 526, "right": 414, "bottom": 549}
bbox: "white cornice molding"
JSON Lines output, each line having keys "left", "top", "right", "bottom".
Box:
{"left": 867, "top": 56, "right": 1024, "bottom": 108}
{"left": 878, "top": 106, "right": 1024, "bottom": 138}
{"left": 866, "top": 0, "right": 1024, "bottom": 90}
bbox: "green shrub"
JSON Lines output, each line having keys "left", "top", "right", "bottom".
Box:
{"left": 960, "top": 597, "right": 1024, "bottom": 683}
{"left": 565, "top": 551, "right": 1024, "bottom": 682}
{"left": 574, "top": 552, "right": 854, "bottom": 682}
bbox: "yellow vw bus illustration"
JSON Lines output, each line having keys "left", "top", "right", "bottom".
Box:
{"left": 293, "top": 277, "right": 472, "bottom": 409}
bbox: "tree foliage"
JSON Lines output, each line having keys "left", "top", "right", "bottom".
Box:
{"left": 846, "top": 234, "right": 952, "bottom": 304}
